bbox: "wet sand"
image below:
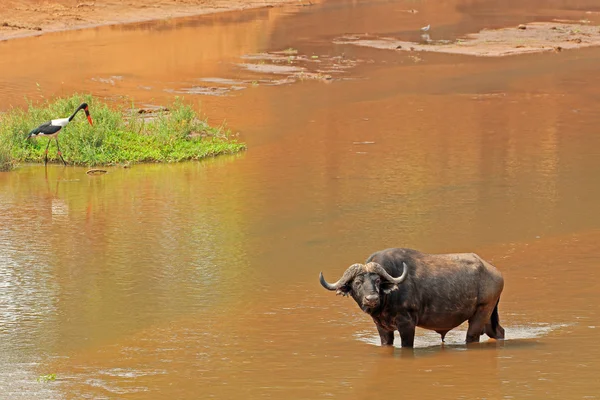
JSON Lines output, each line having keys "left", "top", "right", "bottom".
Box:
{"left": 337, "top": 22, "right": 600, "bottom": 57}
{"left": 0, "top": 0, "right": 311, "bottom": 41}
{"left": 3, "top": 0, "right": 600, "bottom": 58}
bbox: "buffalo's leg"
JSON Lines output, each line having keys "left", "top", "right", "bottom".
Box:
{"left": 484, "top": 321, "right": 505, "bottom": 339}
{"left": 398, "top": 324, "right": 416, "bottom": 348}
{"left": 466, "top": 304, "right": 496, "bottom": 343}
{"left": 376, "top": 325, "right": 394, "bottom": 346}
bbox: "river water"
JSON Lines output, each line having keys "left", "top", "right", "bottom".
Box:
{"left": 1, "top": 0, "right": 600, "bottom": 398}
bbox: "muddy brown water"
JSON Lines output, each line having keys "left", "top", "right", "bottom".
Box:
{"left": 2, "top": 0, "right": 600, "bottom": 398}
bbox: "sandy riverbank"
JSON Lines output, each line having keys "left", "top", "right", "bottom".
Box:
{"left": 335, "top": 21, "right": 600, "bottom": 57}
{"left": 0, "top": 0, "right": 306, "bottom": 41}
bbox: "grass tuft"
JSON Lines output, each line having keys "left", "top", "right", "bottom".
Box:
{"left": 0, "top": 94, "right": 246, "bottom": 167}
{"left": 37, "top": 374, "right": 57, "bottom": 383}
{"left": 0, "top": 128, "right": 13, "bottom": 171}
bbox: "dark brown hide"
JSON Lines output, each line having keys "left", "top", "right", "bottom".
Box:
{"left": 319, "top": 248, "right": 505, "bottom": 347}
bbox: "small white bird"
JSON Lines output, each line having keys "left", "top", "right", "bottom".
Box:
{"left": 421, "top": 24, "right": 431, "bottom": 32}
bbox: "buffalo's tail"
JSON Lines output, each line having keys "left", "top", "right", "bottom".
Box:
{"left": 490, "top": 299, "right": 500, "bottom": 335}
{"left": 489, "top": 298, "right": 506, "bottom": 339}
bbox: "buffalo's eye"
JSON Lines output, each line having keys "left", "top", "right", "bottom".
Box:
{"left": 353, "top": 278, "right": 363, "bottom": 286}
{"left": 374, "top": 277, "right": 381, "bottom": 285}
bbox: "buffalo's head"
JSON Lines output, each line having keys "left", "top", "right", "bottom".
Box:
{"left": 319, "top": 262, "right": 408, "bottom": 312}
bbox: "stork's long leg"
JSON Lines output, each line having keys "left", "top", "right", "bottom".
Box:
{"left": 55, "top": 138, "right": 67, "bottom": 166}
{"left": 44, "top": 139, "right": 51, "bottom": 165}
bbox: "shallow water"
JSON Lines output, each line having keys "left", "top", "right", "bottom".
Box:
{"left": 2, "top": 0, "right": 600, "bottom": 398}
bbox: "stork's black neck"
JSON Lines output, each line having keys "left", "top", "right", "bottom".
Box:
{"left": 68, "top": 103, "right": 88, "bottom": 122}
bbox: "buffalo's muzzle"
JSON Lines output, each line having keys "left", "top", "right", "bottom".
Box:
{"left": 363, "top": 294, "right": 379, "bottom": 306}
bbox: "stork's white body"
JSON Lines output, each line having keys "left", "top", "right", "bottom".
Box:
{"left": 50, "top": 118, "right": 70, "bottom": 127}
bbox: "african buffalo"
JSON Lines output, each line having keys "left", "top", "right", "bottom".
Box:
{"left": 319, "top": 248, "right": 505, "bottom": 347}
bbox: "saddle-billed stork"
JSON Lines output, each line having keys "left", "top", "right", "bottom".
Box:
{"left": 27, "top": 102, "right": 93, "bottom": 165}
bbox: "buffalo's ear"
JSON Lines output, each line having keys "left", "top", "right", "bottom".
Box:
{"left": 335, "top": 285, "right": 351, "bottom": 297}
{"left": 381, "top": 282, "right": 398, "bottom": 294}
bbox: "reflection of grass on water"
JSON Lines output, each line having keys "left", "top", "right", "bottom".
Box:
{"left": 0, "top": 94, "right": 246, "bottom": 169}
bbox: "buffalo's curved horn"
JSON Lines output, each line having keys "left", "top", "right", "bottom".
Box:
{"left": 365, "top": 262, "right": 408, "bottom": 284}
{"left": 319, "top": 263, "right": 364, "bottom": 291}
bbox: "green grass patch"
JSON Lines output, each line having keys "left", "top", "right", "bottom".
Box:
{"left": 0, "top": 94, "right": 246, "bottom": 169}
{"left": 37, "top": 374, "right": 57, "bottom": 383}
{"left": 0, "top": 141, "right": 13, "bottom": 171}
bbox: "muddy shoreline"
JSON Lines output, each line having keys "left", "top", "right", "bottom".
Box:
{"left": 336, "top": 21, "right": 600, "bottom": 57}
{"left": 3, "top": 2, "right": 600, "bottom": 60}
{"left": 0, "top": 0, "right": 310, "bottom": 41}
